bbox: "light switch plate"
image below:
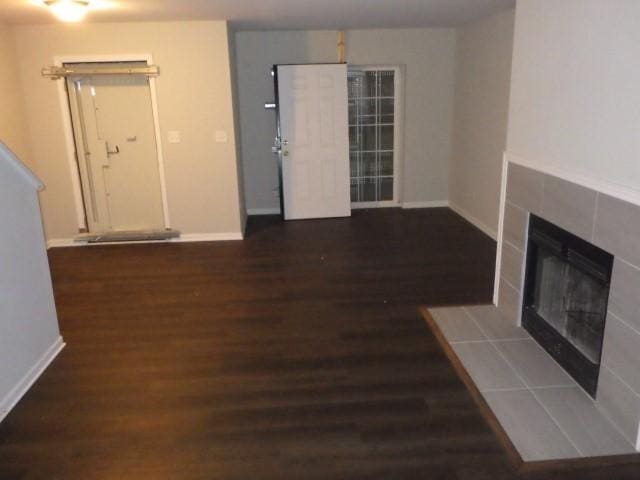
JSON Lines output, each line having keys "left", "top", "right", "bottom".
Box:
{"left": 168, "top": 131, "right": 181, "bottom": 144}
{"left": 215, "top": 130, "right": 228, "bottom": 143}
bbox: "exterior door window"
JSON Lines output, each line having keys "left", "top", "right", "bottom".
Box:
{"left": 347, "top": 68, "right": 399, "bottom": 205}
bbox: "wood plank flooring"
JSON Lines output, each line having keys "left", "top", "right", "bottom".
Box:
{"left": 1, "top": 208, "right": 638, "bottom": 479}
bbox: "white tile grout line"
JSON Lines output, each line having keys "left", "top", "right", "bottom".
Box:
{"left": 481, "top": 385, "right": 572, "bottom": 393}
{"left": 608, "top": 310, "right": 640, "bottom": 340}
{"left": 490, "top": 339, "right": 578, "bottom": 388}
{"left": 462, "top": 307, "right": 531, "bottom": 340}
{"left": 503, "top": 238, "right": 524, "bottom": 254}
{"left": 484, "top": 313, "right": 637, "bottom": 454}
{"left": 618, "top": 256, "right": 640, "bottom": 273}
{"left": 527, "top": 384, "right": 578, "bottom": 391}
{"left": 489, "top": 338, "right": 533, "bottom": 343}
{"left": 485, "top": 338, "right": 584, "bottom": 457}
{"left": 602, "top": 365, "right": 640, "bottom": 410}
{"left": 449, "top": 340, "right": 492, "bottom": 345}
{"left": 590, "top": 192, "right": 600, "bottom": 243}
{"left": 460, "top": 307, "right": 490, "bottom": 340}
{"left": 570, "top": 368, "right": 636, "bottom": 452}
{"left": 501, "top": 277, "right": 520, "bottom": 295}
{"left": 529, "top": 388, "right": 585, "bottom": 458}
{"left": 433, "top": 306, "right": 632, "bottom": 458}
{"left": 599, "top": 376, "right": 640, "bottom": 451}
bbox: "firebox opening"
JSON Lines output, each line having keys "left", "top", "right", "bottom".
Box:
{"left": 522, "top": 215, "right": 614, "bottom": 398}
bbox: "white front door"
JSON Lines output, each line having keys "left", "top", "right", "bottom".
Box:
{"left": 277, "top": 64, "right": 351, "bottom": 220}
{"left": 67, "top": 71, "right": 165, "bottom": 233}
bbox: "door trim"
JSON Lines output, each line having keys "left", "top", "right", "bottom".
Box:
{"left": 54, "top": 53, "right": 171, "bottom": 231}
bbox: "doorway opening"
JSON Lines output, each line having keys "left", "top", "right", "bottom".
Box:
{"left": 347, "top": 66, "right": 402, "bottom": 208}
{"left": 63, "top": 60, "right": 173, "bottom": 238}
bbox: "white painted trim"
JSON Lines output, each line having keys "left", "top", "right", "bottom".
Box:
{"left": 147, "top": 69, "right": 171, "bottom": 229}
{"left": 351, "top": 201, "right": 400, "bottom": 209}
{"left": 0, "top": 336, "right": 65, "bottom": 423}
{"left": 53, "top": 54, "right": 170, "bottom": 231}
{"left": 46, "top": 238, "right": 78, "bottom": 249}
{"left": 401, "top": 200, "right": 449, "bottom": 209}
{"left": 506, "top": 152, "right": 640, "bottom": 209}
{"left": 494, "top": 153, "right": 509, "bottom": 305}
{"left": 247, "top": 208, "right": 281, "bottom": 215}
{"left": 47, "top": 232, "right": 244, "bottom": 249}
{"left": 448, "top": 202, "right": 497, "bottom": 240}
{"left": 177, "top": 232, "right": 244, "bottom": 242}
{"left": 0, "top": 142, "right": 43, "bottom": 190}
{"left": 54, "top": 63, "right": 86, "bottom": 229}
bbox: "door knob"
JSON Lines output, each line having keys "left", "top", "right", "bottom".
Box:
{"left": 282, "top": 150, "right": 289, "bottom": 157}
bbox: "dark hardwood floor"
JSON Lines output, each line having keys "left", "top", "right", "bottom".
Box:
{"left": 0, "top": 208, "right": 638, "bottom": 479}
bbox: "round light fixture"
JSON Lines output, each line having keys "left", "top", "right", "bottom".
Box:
{"left": 44, "top": 0, "right": 91, "bottom": 22}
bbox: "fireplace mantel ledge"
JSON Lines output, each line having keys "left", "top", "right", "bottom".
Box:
{"left": 504, "top": 152, "right": 640, "bottom": 210}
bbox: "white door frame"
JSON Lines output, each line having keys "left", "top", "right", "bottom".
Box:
{"left": 347, "top": 65, "right": 404, "bottom": 209}
{"left": 54, "top": 53, "right": 171, "bottom": 231}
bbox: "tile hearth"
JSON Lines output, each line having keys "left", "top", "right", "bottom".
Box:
{"left": 426, "top": 305, "right": 636, "bottom": 462}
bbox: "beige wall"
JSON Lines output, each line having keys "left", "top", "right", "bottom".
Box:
{"left": 234, "top": 28, "right": 456, "bottom": 211}
{"left": 13, "top": 21, "right": 244, "bottom": 241}
{"left": 0, "top": 23, "right": 31, "bottom": 165}
{"left": 449, "top": 8, "right": 515, "bottom": 237}
{"left": 508, "top": 0, "right": 640, "bottom": 192}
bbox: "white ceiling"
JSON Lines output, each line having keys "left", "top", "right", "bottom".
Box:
{"left": 2, "top": 0, "right": 515, "bottom": 30}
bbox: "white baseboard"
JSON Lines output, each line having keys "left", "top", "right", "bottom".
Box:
{"left": 0, "top": 336, "right": 65, "bottom": 423}
{"left": 47, "top": 232, "right": 244, "bottom": 249}
{"left": 249, "top": 202, "right": 448, "bottom": 215}
{"left": 46, "top": 238, "right": 77, "bottom": 249}
{"left": 449, "top": 202, "right": 497, "bottom": 240}
{"left": 247, "top": 208, "right": 281, "bottom": 215}
{"left": 177, "top": 232, "right": 243, "bottom": 242}
{"left": 401, "top": 200, "right": 449, "bottom": 209}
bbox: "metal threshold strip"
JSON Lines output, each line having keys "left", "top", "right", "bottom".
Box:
{"left": 75, "top": 229, "right": 180, "bottom": 244}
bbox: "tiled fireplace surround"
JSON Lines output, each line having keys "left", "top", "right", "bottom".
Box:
{"left": 427, "top": 157, "right": 640, "bottom": 461}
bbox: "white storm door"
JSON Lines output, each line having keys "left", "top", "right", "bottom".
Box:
{"left": 68, "top": 73, "right": 165, "bottom": 233}
{"left": 277, "top": 64, "right": 351, "bottom": 220}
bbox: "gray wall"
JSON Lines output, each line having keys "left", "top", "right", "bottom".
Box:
{"left": 0, "top": 144, "right": 61, "bottom": 420}
{"left": 449, "top": 8, "right": 515, "bottom": 237}
{"left": 507, "top": 0, "right": 640, "bottom": 193}
{"left": 234, "top": 28, "right": 456, "bottom": 212}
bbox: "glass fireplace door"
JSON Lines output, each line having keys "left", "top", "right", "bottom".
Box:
{"left": 522, "top": 214, "right": 614, "bottom": 397}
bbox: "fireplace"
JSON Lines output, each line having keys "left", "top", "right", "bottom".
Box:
{"left": 522, "top": 215, "right": 614, "bottom": 397}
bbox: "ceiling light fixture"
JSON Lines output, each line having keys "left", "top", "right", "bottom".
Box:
{"left": 44, "top": 0, "right": 91, "bottom": 22}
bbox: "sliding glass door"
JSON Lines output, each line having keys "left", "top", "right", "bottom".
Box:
{"left": 347, "top": 67, "right": 401, "bottom": 207}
